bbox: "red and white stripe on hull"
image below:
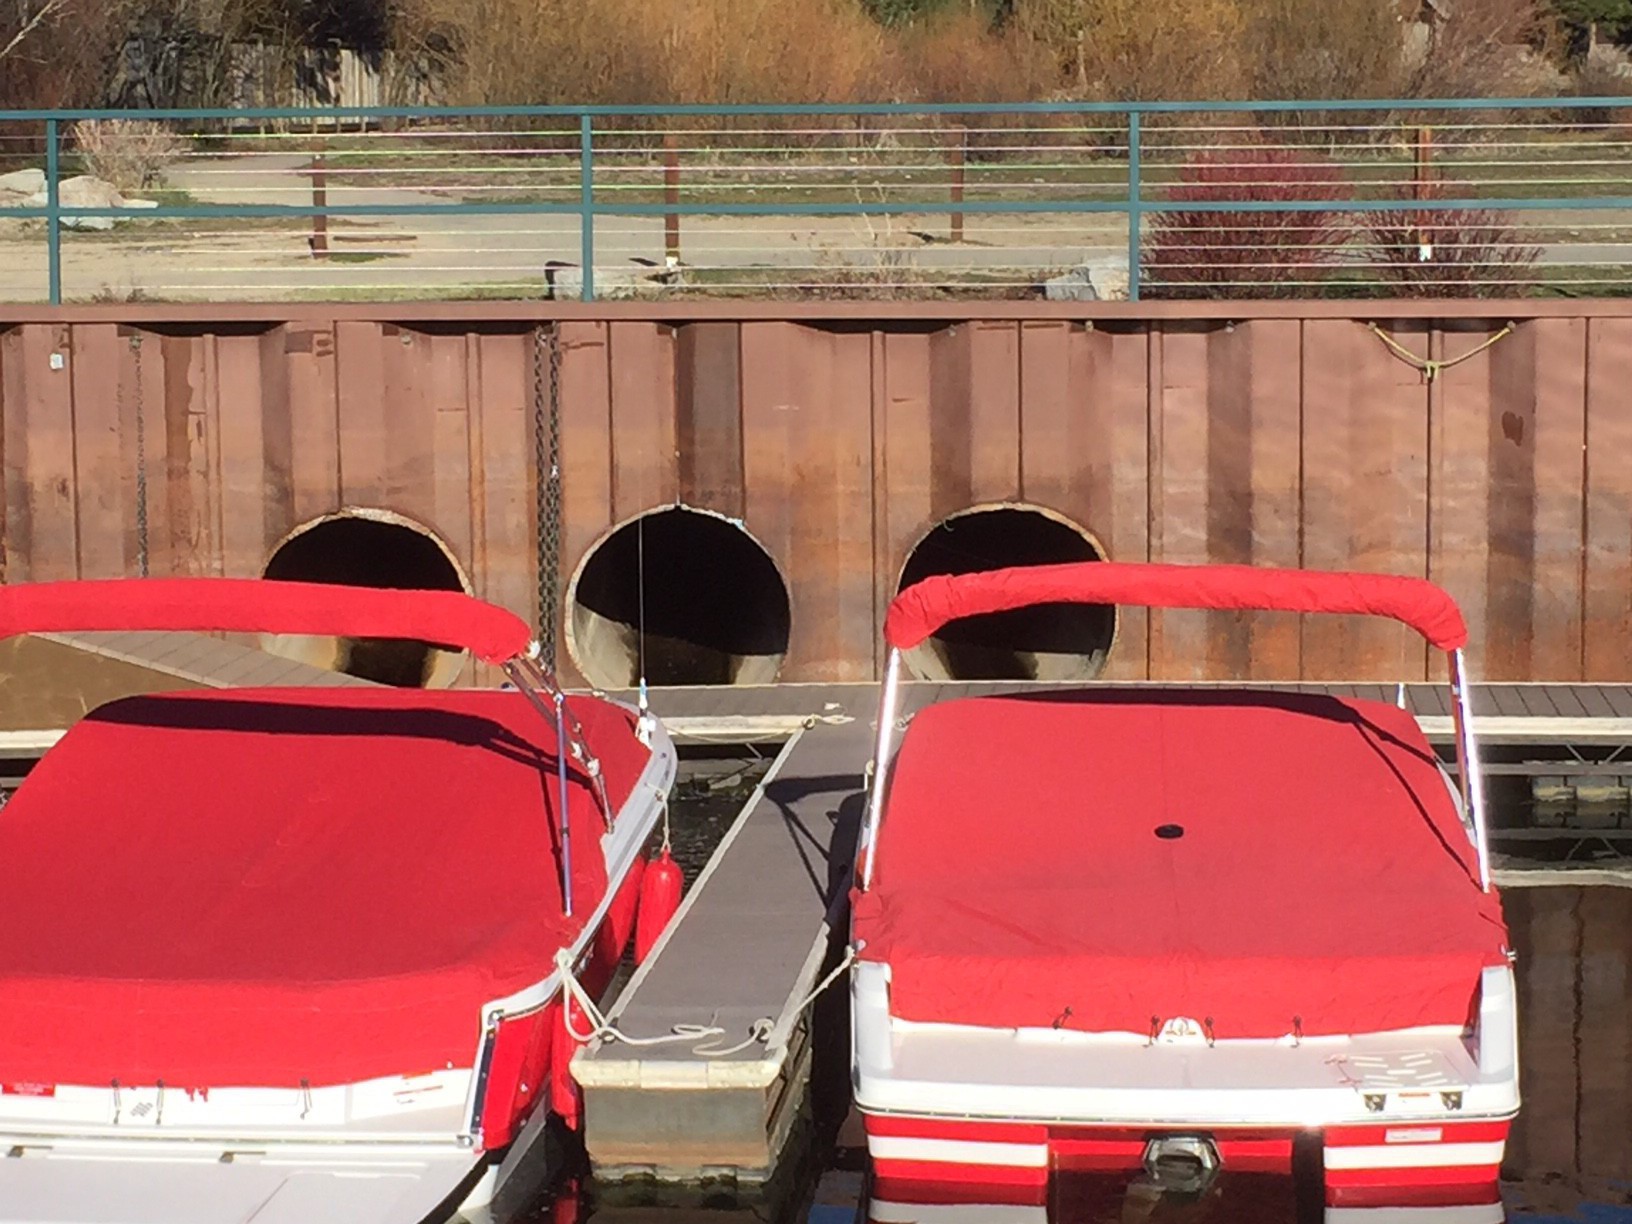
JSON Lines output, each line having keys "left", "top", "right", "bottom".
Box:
{"left": 865, "top": 1115, "right": 1049, "bottom": 1191}
{"left": 864, "top": 1113, "right": 1297, "bottom": 1181}
{"left": 1323, "top": 1121, "right": 1508, "bottom": 1209}
{"left": 864, "top": 1113, "right": 1509, "bottom": 1212}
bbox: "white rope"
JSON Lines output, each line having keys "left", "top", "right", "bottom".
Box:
{"left": 553, "top": 944, "right": 857, "bottom": 1060}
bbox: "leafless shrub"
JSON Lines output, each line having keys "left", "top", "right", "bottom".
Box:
{"left": 70, "top": 118, "right": 186, "bottom": 190}
{"left": 1142, "top": 141, "right": 1351, "bottom": 299}
{"left": 1362, "top": 181, "right": 1541, "bottom": 298}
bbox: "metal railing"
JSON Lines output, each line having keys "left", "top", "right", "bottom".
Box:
{"left": 5, "top": 98, "right": 1632, "bottom": 303}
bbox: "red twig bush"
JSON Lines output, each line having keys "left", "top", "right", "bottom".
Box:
{"left": 1362, "top": 182, "right": 1541, "bottom": 298}
{"left": 1141, "top": 142, "right": 1350, "bottom": 299}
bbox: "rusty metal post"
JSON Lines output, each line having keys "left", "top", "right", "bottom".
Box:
{"left": 310, "top": 152, "right": 329, "bottom": 260}
{"left": 664, "top": 131, "right": 681, "bottom": 261}
{"left": 1414, "top": 125, "right": 1433, "bottom": 199}
{"left": 948, "top": 124, "right": 966, "bottom": 244}
{"left": 1413, "top": 125, "right": 1434, "bottom": 261}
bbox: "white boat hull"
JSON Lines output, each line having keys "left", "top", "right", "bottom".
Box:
{"left": 852, "top": 959, "right": 1520, "bottom": 1212}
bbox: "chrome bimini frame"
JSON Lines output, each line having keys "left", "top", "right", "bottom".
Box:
{"left": 860, "top": 644, "right": 1493, "bottom": 895}
{"left": 503, "top": 646, "right": 614, "bottom": 918}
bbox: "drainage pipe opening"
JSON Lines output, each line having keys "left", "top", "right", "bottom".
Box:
{"left": 262, "top": 510, "right": 471, "bottom": 688}
{"left": 567, "top": 508, "right": 791, "bottom": 689}
{"left": 896, "top": 505, "right": 1116, "bottom": 682}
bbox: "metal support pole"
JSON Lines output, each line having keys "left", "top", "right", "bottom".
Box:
{"left": 663, "top": 131, "right": 681, "bottom": 260}
{"left": 948, "top": 124, "right": 966, "bottom": 244}
{"left": 1449, "top": 648, "right": 1492, "bottom": 892}
{"left": 555, "top": 690, "right": 574, "bottom": 916}
{"left": 860, "top": 648, "right": 904, "bottom": 891}
{"left": 579, "top": 113, "right": 595, "bottom": 302}
{"left": 504, "top": 657, "right": 579, "bottom": 915}
{"left": 1126, "top": 110, "right": 1142, "bottom": 302}
{"left": 46, "top": 118, "right": 61, "bottom": 305}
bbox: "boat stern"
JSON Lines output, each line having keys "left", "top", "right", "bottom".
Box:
{"left": 852, "top": 960, "right": 1519, "bottom": 1213}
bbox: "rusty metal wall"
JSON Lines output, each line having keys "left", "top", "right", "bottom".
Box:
{"left": 3, "top": 302, "right": 1630, "bottom": 684}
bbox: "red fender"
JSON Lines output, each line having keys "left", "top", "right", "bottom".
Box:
{"left": 548, "top": 998, "right": 585, "bottom": 1131}
{"left": 635, "top": 848, "right": 683, "bottom": 965}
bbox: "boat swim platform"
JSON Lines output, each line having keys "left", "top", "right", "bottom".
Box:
{"left": 574, "top": 718, "right": 868, "bottom": 1188}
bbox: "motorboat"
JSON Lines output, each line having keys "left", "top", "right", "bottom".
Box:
{"left": 0, "top": 578, "right": 677, "bottom": 1224}
{"left": 850, "top": 562, "right": 1518, "bottom": 1215}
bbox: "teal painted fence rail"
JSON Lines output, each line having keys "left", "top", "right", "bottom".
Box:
{"left": 5, "top": 98, "right": 1632, "bottom": 303}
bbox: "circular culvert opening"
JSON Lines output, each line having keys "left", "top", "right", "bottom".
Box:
{"left": 567, "top": 507, "right": 791, "bottom": 689}
{"left": 261, "top": 510, "right": 471, "bottom": 688}
{"left": 896, "top": 504, "right": 1116, "bottom": 682}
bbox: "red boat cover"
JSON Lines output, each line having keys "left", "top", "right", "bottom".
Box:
{"left": 0, "top": 688, "right": 650, "bottom": 1087}
{"left": 853, "top": 692, "right": 1507, "bottom": 1038}
{"left": 885, "top": 563, "right": 1469, "bottom": 653}
{"left": 0, "top": 578, "right": 532, "bottom": 664}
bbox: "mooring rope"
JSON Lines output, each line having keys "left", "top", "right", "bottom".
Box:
{"left": 1368, "top": 321, "right": 1515, "bottom": 382}
{"left": 554, "top": 944, "right": 857, "bottom": 1060}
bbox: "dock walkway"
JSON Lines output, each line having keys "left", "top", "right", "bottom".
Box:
{"left": 575, "top": 719, "right": 869, "bottom": 1186}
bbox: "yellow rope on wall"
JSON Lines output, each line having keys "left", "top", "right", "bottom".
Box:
{"left": 1368, "top": 322, "right": 1516, "bottom": 382}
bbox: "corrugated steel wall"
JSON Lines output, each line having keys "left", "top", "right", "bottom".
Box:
{"left": 3, "top": 304, "right": 1630, "bottom": 684}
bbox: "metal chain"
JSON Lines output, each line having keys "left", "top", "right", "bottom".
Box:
{"left": 533, "top": 322, "right": 564, "bottom": 664}
{"left": 131, "top": 332, "right": 149, "bottom": 577}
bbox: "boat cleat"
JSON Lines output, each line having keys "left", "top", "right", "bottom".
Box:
{"left": 1141, "top": 1133, "right": 1220, "bottom": 1195}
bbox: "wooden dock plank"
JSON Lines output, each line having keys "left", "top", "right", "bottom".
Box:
{"left": 1575, "top": 686, "right": 1617, "bottom": 719}
{"left": 1515, "top": 686, "right": 1561, "bottom": 718}
{"left": 1544, "top": 685, "right": 1589, "bottom": 719}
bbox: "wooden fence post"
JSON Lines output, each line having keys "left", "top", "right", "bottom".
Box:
{"left": 664, "top": 132, "right": 681, "bottom": 261}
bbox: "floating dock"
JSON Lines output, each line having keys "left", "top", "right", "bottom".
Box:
{"left": 575, "top": 718, "right": 869, "bottom": 1187}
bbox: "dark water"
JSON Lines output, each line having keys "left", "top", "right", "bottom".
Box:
{"left": 532, "top": 775, "right": 1632, "bottom": 1224}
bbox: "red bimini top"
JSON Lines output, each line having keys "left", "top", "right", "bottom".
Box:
{"left": 852, "top": 690, "right": 1507, "bottom": 1039}
{"left": 0, "top": 687, "right": 649, "bottom": 1088}
{"left": 885, "top": 561, "right": 1469, "bottom": 653}
{"left": 0, "top": 578, "right": 533, "bottom": 664}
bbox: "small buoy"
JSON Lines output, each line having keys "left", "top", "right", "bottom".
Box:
{"left": 548, "top": 1000, "right": 584, "bottom": 1131}
{"left": 635, "top": 848, "right": 683, "bottom": 965}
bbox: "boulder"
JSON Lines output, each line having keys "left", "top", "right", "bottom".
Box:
{"left": 545, "top": 263, "right": 660, "bottom": 301}
{"left": 1042, "top": 254, "right": 1130, "bottom": 302}
{"left": 1043, "top": 266, "right": 1096, "bottom": 302}
{"left": 11, "top": 176, "right": 157, "bottom": 229}
{"left": 0, "top": 168, "right": 46, "bottom": 196}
